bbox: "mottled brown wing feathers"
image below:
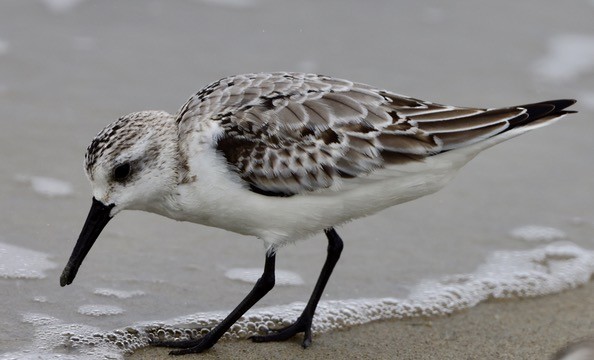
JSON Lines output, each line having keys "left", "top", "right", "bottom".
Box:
{"left": 176, "top": 73, "right": 575, "bottom": 196}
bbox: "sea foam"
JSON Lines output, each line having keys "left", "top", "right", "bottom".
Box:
{"left": 0, "top": 242, "right": 56, "bottom": 279}
{"left": 510, "top": 225, "right": 566, "bottom": 242}
{"left": 78, "top": 305, "right": 125, "bottom": 317}
{"left": 93, "top": 288, "right": 145, "bottom": 299}
{"left": 16, "top": 175, "right": 74, "bottom": 197}
{"left": 7, "top": 242, "right": 592, "bottom": 359}
{"left": 225, "top": 268, "right": 304, "bottom": 286}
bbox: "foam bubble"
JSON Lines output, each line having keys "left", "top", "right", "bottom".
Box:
{"left": 78, "top": 305, "right": 125, "bottom": 317}
{"left": 533, "top": 34, "right": 594, "bottom": 83}
{"left": 225, "top": 268, "right": 304, "bottom": 286}
{"left": 510, "top": 225, "right": 566, "bottom": 242}
{"left": 93, "top": 288, "right": 145, "bottom": 299}
{"left": 0, "top": 313, "right": 126, "bottom": 360}
{"left": 0, "top": 242, "right": 56, "bottom": 279}
{"left": 16, "top": 175, "right": 74, "bottom": 197}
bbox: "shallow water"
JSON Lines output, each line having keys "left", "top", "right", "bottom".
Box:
{"left": 1, "top": 0, "right": 593, "bottom": 358}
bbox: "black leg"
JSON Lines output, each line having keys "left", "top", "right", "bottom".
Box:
{"left": 251, "top": 227, "right": 344, "bottom": 348}
{"left": 152, "top": 252, "right": 276, "bottom": 355}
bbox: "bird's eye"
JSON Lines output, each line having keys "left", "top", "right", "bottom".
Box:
{"left": 113, "top": 163, "right": 132, "bottom": 181}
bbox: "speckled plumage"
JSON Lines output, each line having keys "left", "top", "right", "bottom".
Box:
{"left": 80, "top": 72, "right": 575, "bottom": 245}
{"left": 85, "top": 110, "right": 175, "bottom": 179}
{"left": 174, "top": 72, "right": 573, "bottom": 196}
{"left": 64, "top": 72, "right": 576, "bottom": 354}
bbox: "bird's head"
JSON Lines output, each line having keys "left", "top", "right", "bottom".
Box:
{"left": 60, "top": 110, "right": 178, "bottom": 287}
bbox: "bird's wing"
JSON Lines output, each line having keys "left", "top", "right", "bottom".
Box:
{"left": 176, "top": 72, "right": 570, "bottom": 196}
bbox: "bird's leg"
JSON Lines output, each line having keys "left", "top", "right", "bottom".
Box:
{"left": 152, "top": 252, "right": 276, "bottom": 355}
{"left": 251, "top": 227, "right": 343, "bottom": 348}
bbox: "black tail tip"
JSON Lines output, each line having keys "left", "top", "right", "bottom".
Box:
{"left": 544, "top": 99, "right": 577, "bottom": 111}
{"left": 520, "top": 99, "right": 577, "bottom": 119}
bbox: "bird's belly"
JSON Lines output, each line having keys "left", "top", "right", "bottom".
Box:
{"left": 209, "top": 169, "right": 455, "bottom": 247}
{"left": 169, "top": 152, "right": 464, "bottom": 248}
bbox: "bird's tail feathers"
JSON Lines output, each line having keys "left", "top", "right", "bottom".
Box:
{"left": 461, "top": 99, "right": 576, "bottom": 153}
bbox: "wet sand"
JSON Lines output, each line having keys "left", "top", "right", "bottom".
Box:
{"left": 130, "top": 282, "right": 594, "bottom": 360}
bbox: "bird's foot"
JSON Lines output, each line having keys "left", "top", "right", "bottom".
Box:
{"left": 250, "top": 316, "right": 313, "bottom": 348}
{"left": 150, "top": 334, "right": 216, "bottom": 355}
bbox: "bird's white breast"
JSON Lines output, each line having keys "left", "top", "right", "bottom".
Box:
{"left": 160, "top": 142, "right": 474, "bottom": 250}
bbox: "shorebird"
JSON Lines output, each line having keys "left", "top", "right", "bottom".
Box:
{"left": 59, "top": 72, "right": 576, "bottom": 355}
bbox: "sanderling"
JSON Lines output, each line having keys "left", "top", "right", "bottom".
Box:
{"left": 59, "top": 72, "right": 576, "bottom": 355}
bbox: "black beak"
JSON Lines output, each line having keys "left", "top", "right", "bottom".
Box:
{"left": 60, "top": 197, "right": 114, "bottom": 287}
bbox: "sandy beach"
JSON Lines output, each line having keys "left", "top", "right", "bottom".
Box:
{"left": 129, "top": 282, "right": 594, "bottom": 360}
